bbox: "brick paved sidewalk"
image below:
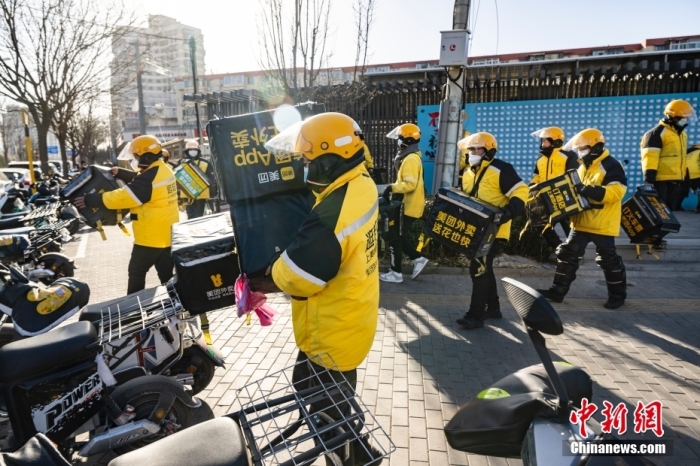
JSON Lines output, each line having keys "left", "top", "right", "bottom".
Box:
{"left": 65, "top": 223, "right": 700, "bottom": 466}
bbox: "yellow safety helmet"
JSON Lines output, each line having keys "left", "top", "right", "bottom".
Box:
{"left": 185, "top": 139, "right": 200, "bottom": 150}
{"left": 130, "top": 135, "right": 162, "bottom": 157}
{"left": 531, "top": 127, "right": 565, "bottom": 143}
{"left": 265, "top": 112, "right": 364, "bottom": 162}
{"left": 664, "top": 99, "right": 695, "bottom": 119}
{"left": 162, "top": 148, "right": 170, "bottom": 159}
{"left": 386, "top": 123, "right": 421, "bottom": 144}
{"left": 564, "top": 128, "right": 605, "bottom": 153}
{"left": 457, "top": 132, "right": 498, "bottom": 151}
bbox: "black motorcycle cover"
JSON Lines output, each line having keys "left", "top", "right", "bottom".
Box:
{"left": 171, "top": 213, "right": 239, "bottom": 314}
{"left": 444, "top": 362, "right": 592, "bottom": 458}
{"left": 0, "top": 278, "right": 90, "bottom": 336}
{"left": 0, "top": 235, "right": 29, "bottom": 262}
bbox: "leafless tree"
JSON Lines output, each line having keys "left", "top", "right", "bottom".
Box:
{"left": 66, "top": 104, "right": 109, "bottom": 167}
{"left": 257, "top": 0, "right": 332, "bottom": 100}
{"left": 0, "top": 0, "right": 134, "bottom": 174}
{"left": 352, "top": 0, "right": 376, "bottom": 82}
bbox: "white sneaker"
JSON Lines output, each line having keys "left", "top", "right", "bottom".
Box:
{"left": 411, "top": 257, "right": 429, "bottom": 279}
{"left": 379, "top": 270, "right": 403, "bottom": 283}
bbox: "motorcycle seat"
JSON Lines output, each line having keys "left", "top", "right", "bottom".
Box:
{"left": 79, "top": 285, "right": 170, "bottom": 325}
{"left": 108, "top": 417, "right": 250, "bottom": 466}
{"left": 0, "top": 216, "right": 24, "bottom": 230}
{"left": 0, "top": 227, "right": 35, "bottom": 235}
{"left": 0, "top": 321, "right": 98, "bottom": 384}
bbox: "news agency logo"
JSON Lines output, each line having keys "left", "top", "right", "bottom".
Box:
{"left": 565, "top": 440, "right": 673, "bottom": 457}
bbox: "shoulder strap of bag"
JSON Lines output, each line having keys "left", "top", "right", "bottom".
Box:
{"left": 469, "top": 165, "right": 488, "bottom": 197}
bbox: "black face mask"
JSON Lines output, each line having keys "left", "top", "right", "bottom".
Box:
{"left": 540, "top": 146, "right": 554, "bottom": 157}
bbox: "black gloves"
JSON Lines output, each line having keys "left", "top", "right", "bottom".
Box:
{"left": 644, "top": 169, "right": 657, "bottom": 184}
{"left": 382, "top": 185, "right": 392, "bottom": 200}
{"left": 638, "top": 184, "right": 658, "bottom": 194}
{"left": 575, "top": 184, "right": 606, "bottom": 202}
{"left": 497, "top": 197, "right": 525, "bottom": 226}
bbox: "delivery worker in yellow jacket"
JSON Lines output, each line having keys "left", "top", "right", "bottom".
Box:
{"left": 640, "top": 99, "right": 696, "bottom": 212}
{"left": 539, "top": 128, "right": 628, "bottom": 310}
{"left": 180, "top": 139, "right": 218, "bottom": 219}
{"left": 455, "top": 132, "right": 528, "bottom": 330}
{"left": 266, "top": 112, "right": 382, "bottom": 465}
{"left": 529, "top": 127, "right": 580, "bottom": 249}
{"left": 684, "top": 144, "right": 700, "bottom": 212}
{"left": 75, "top": 135, "right": 179, "bottom": 294}
{"left": 379, "top": 123, "right": 429, "bottom": 283}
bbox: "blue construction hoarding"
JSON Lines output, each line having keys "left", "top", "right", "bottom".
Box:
{"left": 417, "top": 92, "right": 700, "bottom": 206}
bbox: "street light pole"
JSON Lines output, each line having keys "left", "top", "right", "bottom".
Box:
{"left": 135, "top": 40, "right": 147, "bottom": 136}
{"left": 189, "top": 37, "right": 202, "bottom": 146}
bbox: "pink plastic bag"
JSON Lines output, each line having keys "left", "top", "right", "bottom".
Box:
{"left": 234, "top": 274, "right": 277, "bottom": 326}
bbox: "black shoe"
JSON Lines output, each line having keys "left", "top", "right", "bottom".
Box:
{"left": 537, "top": 289, "right": 565, "bottom": 303}
{"left": 456, "top": 315, "right": 484, "bottom": 329}
{"left": 604, "top": 297, "right": 625, "bottom": 310}
{"left": 484, "top": 307, "right": 502, "bottom": 319}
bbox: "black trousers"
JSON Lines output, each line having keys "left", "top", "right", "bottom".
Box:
{"left": 127, "top": 245, "right": 174, "bottom": 295}
{"left": 186, "top": 199, "right": 207, "bottom": 219}
{"left": 388, "top": 215, "right": 421, "bottom": 273}
{"left": 292, "top": 351, "right": 375, "bottom": 466}
{"left": 467, "top": 238, "right": 505, "bottom": 320}
{"left": 654, "top": 181, "right": 682, "bottom": 212}
{"left": 542, "top": 220, "right": 572, "bottom": 250}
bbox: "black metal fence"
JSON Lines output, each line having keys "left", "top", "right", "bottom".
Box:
{"left": 189, "top": 56, "right": 700, "bottom": 182}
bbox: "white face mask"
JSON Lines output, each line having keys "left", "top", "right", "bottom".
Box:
{"left": 677, "top": 118, "right": 688, "bottom": 126}
{"left": 468, "top": 155, "right": 483, "bottom": 166}
{"left": 187, "top": 149, "right": 199, "bottom": 157}
{"left": 130, "top": 157, "right": 139, "bottom": 171}
{"left": 577, "top": 148, "right": 591, "bottom": 158}
{"left": 303, "top": 165, "right": 309, "bottom": 183}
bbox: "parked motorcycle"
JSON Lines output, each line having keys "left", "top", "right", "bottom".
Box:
{"left": 443, "top": 277, "right": 656, "bottom": 465}
{"left": 0, "top": 229, "right": 75, "bottom": 285}
{"left": 0, "top": 268, "right": 223, "bottom": 395}
{"left": 0, "top": 320, "right": 200, "bottom": 459}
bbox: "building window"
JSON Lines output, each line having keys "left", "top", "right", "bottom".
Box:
{"left": 223, "top": 75, "right": 245, "bottom": 85}
{"left": 471, "top": 58, "right": 500, "bottom": 66}
{"left": 592, "top": 48, "right": 624, "bottom": 56}
{"left": 529, "top": 54, "right": 545, "bottom": 61}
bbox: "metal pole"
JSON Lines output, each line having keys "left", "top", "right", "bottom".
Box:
{"left": 189, "top": 37, "right": 203, "bottom": 145}
{"left": 135, "top": 40, "right": 147, "bottom": 136}
{"left": 21, "top": 110, "right": 36, "bottom": 194}
{"left": 433, "top": 0, "right": 470, "bottom": 193}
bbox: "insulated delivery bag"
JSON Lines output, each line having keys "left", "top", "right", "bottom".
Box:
{"left": 208, "top": 103, "right": 325, "bottom": 291}
{"left": 171, "top": 213, "right": 239, "bottom": 315}
{"left": 422, "top": 188, "right": 502, "bottom": 259}
{"left": 60, "top": 166, "right": 126, "bottom": 240}
{"left": 378, "top": 197, "right": 403, "bottom": 242}
{"left": 526, "top": 169, "right": 591, "bottom": 229}
{"left": 621, "top": 186, "right": 681, "bottom": 245}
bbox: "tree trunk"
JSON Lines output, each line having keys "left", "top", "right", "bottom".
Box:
{"left": 58, "top": 133, "right": 69, "bottom": 177}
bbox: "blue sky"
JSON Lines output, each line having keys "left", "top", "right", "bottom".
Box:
{"left": 130, "top": 0, "right": 700, "bottom": 74}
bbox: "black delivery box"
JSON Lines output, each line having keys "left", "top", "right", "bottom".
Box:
{"left": 61, "top": 165, "right": 125, "bottom": 228}
{"left": 171, "top": 213, "right": 239, "bottom": 314}
{"left": 529, "top": 169, "right": 591, "bottom": 225}
{"left": 378, "top": 198, "right": 403, "bottom": 242}
{"left": 424, "top": 188, "right": 503, "bottom": 259}
{"left": 207, "top": 102, "right": 326, "bottom": 204}
{"left": 621, "top": 187, "right": 681, "bottom": 244}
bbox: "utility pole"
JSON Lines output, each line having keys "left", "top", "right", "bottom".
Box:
{"left": 432, "top": 0, "right": 470, "bottom": 193}
{"left": 189, "top": 37, "right": 203, "bottom": 146}
{"left": 135, "top": 40, "right": 147, "bottom": 136}
{"left": 21, "top": 110, "right": 36, "bottom": 193}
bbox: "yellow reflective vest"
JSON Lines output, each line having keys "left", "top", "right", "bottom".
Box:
{"left": 530, "top": 148, "right": 580, "bottom": 185}
{"left": 272, "top": 166, "right": 379, "bottom": 371}
{"left": 687, "top": 144, "right": 700, "bottom": 180}
{"left": 101, "top": 160, "right": 179, "bottom": 248}
{"left": 640, "top": 120, "right": 688, "bottom": 183}
{"left": 570, "top": 150, "right": 627, "bottom": 237}
{"left": 391, "top": 152, "right": 425, "bottom": 218}
{"left": 462, "top": 158, "right": 528, "bottom": 240}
